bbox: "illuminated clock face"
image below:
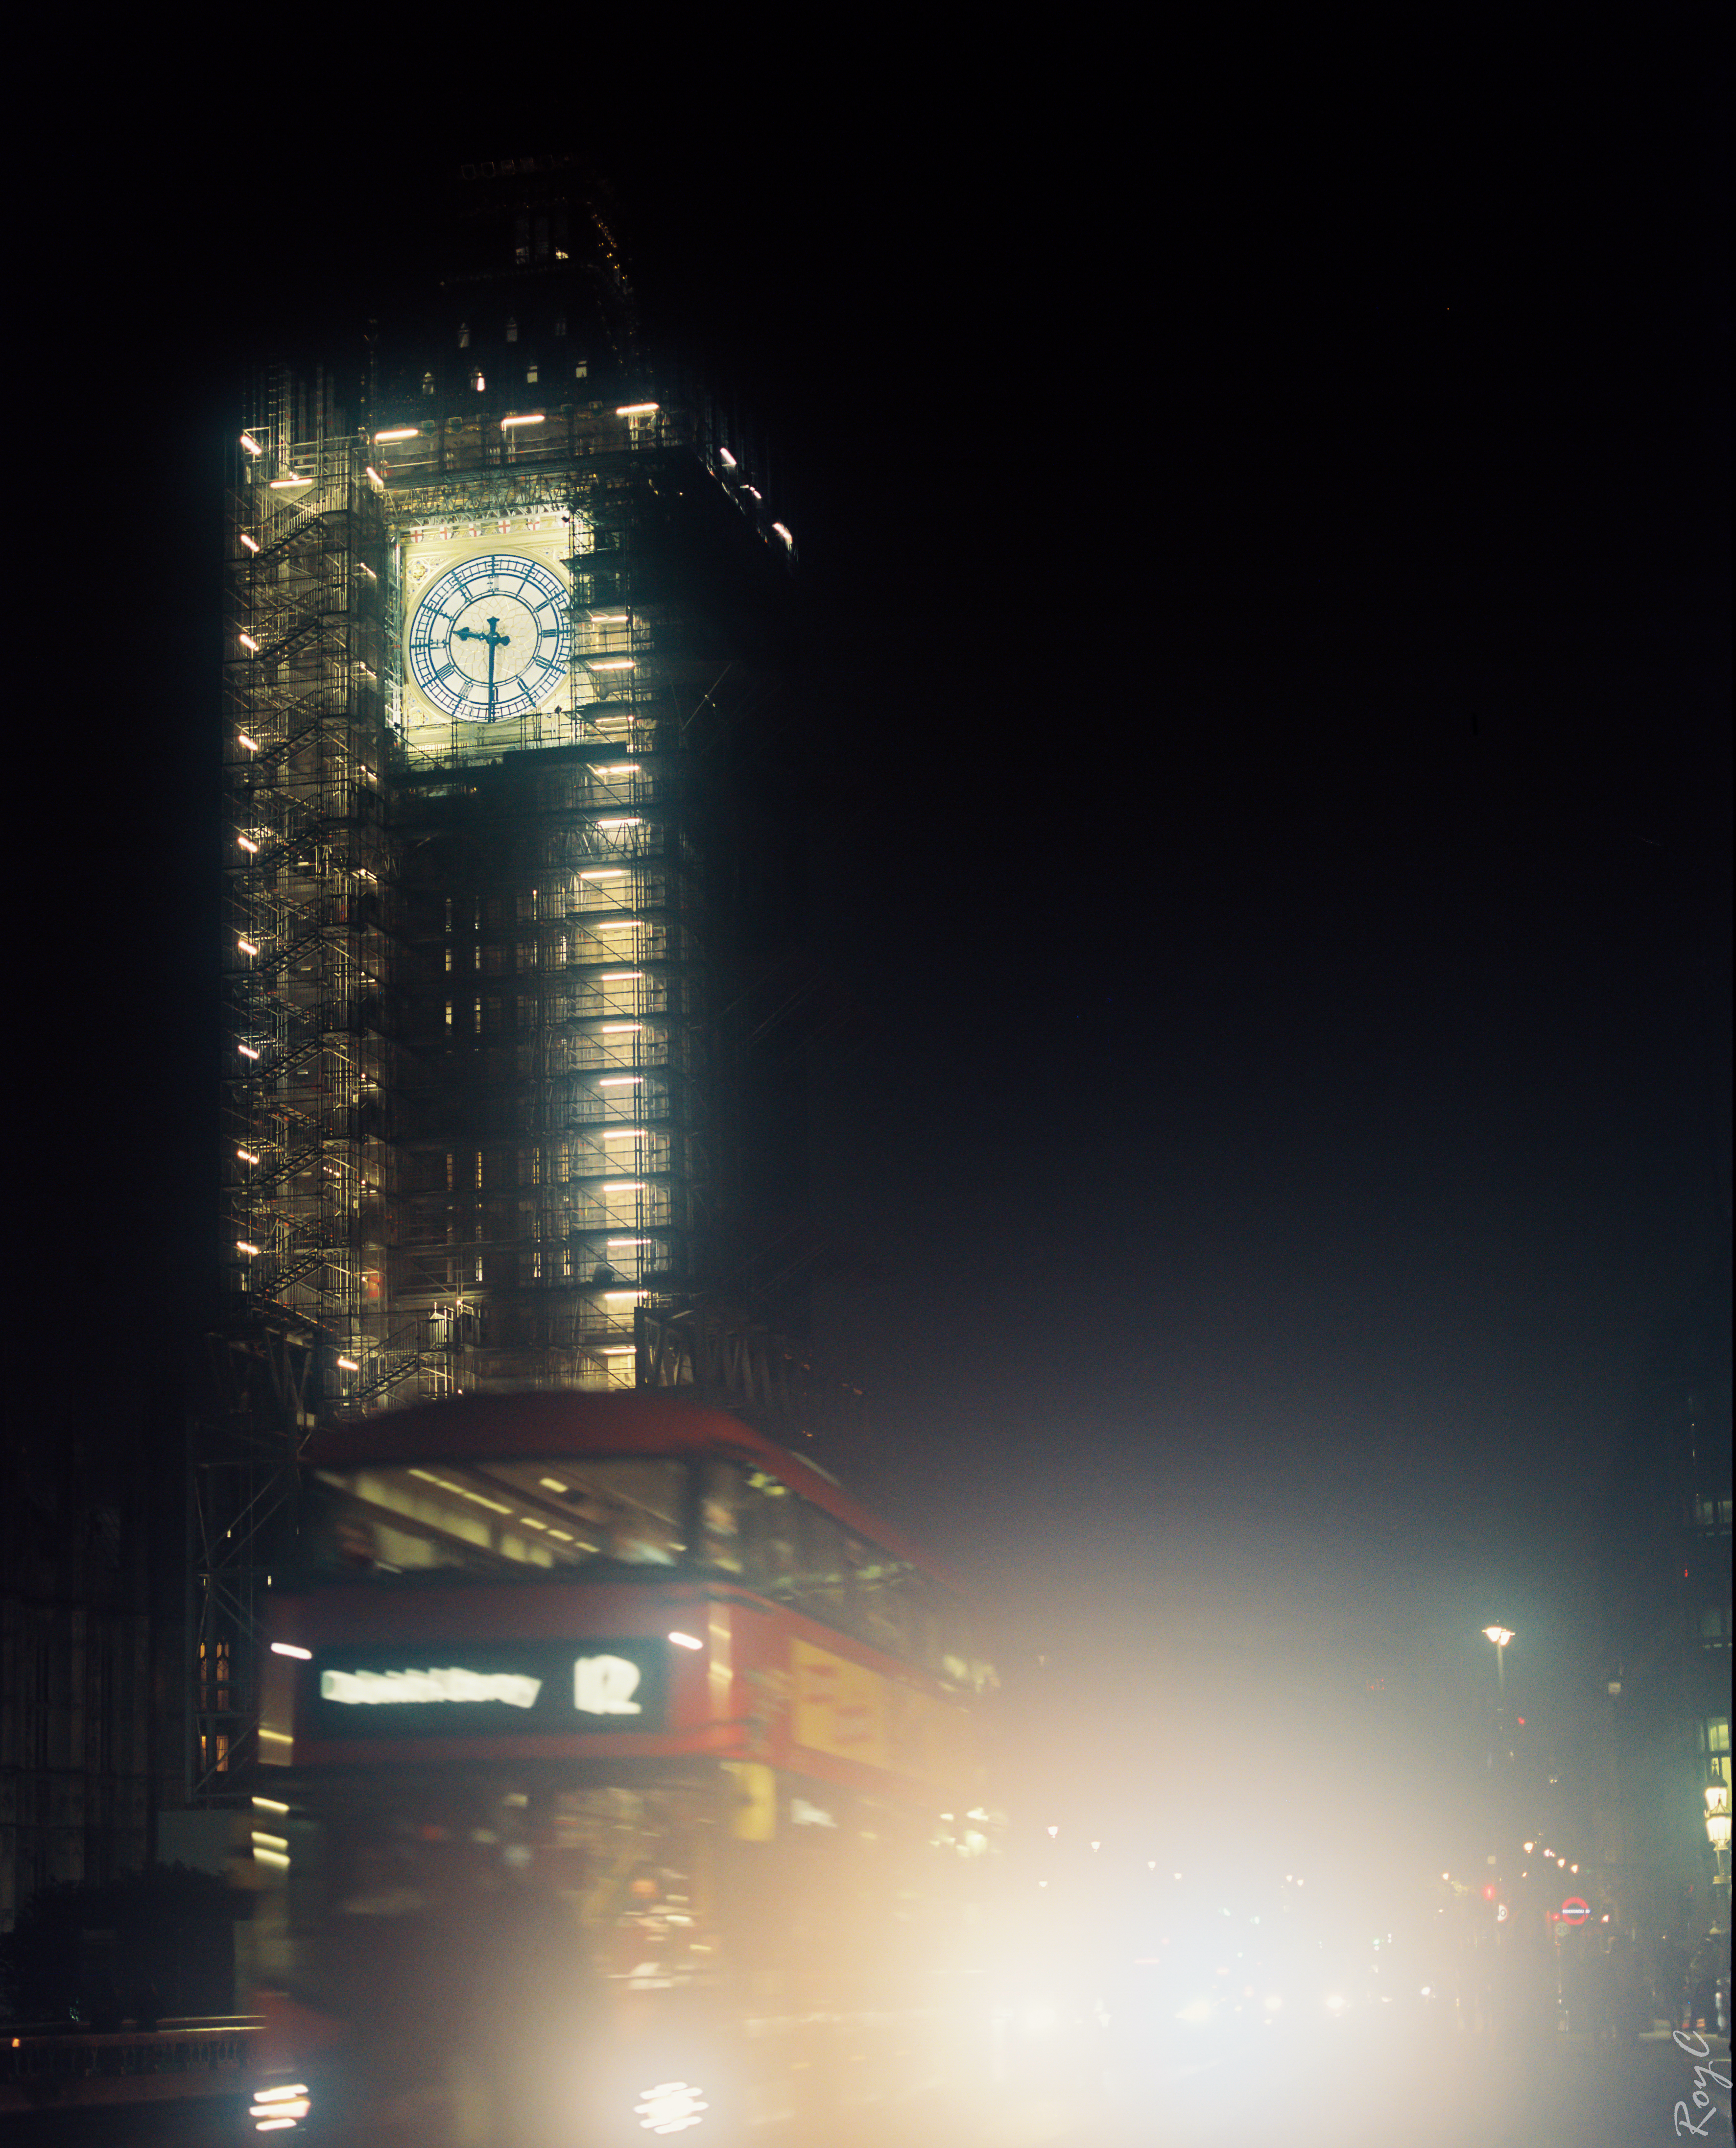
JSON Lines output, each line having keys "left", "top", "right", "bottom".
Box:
{"left": 407, "top": 553, "right": 570, "bottom": 721}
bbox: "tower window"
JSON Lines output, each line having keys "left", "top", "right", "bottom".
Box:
{"left": 574, "top": 358, "right": 589, "bottom": 381}
{"left": 506, "top": 316, "right": 519, "bottom": 344}
{"left": 458, "top": 322, "right": 471, "bottom": 349}
{"left": 473, "top": 371, "right": 486, "bottom": 393}
{"left": 526, "top": 362, "right": 539, "bottom": 384}
{"left": 554, "top": 316, "right": 567, "bottom": 339}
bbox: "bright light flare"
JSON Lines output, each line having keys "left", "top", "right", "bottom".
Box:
{"left": 634, "top": 2077, "right": 707, "bottom": 2133}
{"left": 668, "top": 1630, "right": 703, "bottom": 1651}
{"left": 250, "top": 2084, "right": 310, "bottom": 2130}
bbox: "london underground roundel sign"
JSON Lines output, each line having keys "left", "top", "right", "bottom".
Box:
{"left": 1560, "top": 1897, "right": 1591, "bottom": 1924}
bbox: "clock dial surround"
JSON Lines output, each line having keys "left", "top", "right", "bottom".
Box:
{"left": 407, "top": 552, "right": 570, "bottom": 722}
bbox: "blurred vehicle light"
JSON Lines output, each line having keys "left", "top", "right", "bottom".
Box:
{"left": 635, "top": 2078, "right": 709, "bottom": 2133}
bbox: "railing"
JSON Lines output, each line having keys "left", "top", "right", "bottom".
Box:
{"left": 0, "top": 2018, "right": 262, "bottom": 2110}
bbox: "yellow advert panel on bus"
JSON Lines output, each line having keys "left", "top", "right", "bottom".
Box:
{"left": 789, "top": 1637, "right": 973, "bottom": 1787}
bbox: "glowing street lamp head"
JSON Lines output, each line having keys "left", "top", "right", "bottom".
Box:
{"left": 1482, "top": 1626, "right": 1515, "bottom": 1648}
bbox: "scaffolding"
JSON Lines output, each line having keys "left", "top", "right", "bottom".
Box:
{"left": 198, "top": 383, "right": 404, "bottom": 1799}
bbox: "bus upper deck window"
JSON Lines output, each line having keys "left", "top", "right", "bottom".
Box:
{"left": 700, "top": 1462, "right": 745, "bottom": 1574}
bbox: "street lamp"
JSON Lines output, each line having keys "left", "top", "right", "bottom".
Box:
{"left": 1483, "top": 1625, "right": 1515, "bottom": 1701}
{"left": 1706, "top": 1783, "right": 1732, "bottom": 1891}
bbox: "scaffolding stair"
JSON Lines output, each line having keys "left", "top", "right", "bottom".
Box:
{"left": 251, "top": 617, "right": 329, "bottom": 668}
{"left": 250, "top": 923, "right": 328, "bottom": 981}
{"left": 343, "top": 1348, "right": 436, "bottom": 1408}
{"left": 262, "top": 1037, "right": 325, "bottom": 1080}
{"left": 249, "top": 716, "right": 324, "bottom": 771}
{"left": 250, "top": 506, "right": 334, "bottom": 570}
{"left": 249, "top": 1141, "right": 328, "bottom": 1193}
{"left": 265, "top": 1243, "right": 342, "bottom": 1296}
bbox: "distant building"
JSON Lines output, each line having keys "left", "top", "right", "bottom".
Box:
{"left": 0, "top": 1423, "right": 155, "bottom": 1930}
{"left": 1598, "top": 1324, "right": 1734, "bottom": 1943}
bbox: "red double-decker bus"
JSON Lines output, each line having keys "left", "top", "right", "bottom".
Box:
{"left": 240, "top": 1391, "right": 1000, "bottom": 2145}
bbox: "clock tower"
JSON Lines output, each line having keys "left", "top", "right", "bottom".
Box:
{"left": 205, "top": 159, "right": 797, "bottom": 1792}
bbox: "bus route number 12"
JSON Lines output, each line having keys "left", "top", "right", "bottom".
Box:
{"left": 575, "top": 1654, "right": 643, "bottom": 1716}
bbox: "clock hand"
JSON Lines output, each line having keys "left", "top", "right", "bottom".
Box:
{"left": 452, "top": 617, "right": 511, "bottom": 713}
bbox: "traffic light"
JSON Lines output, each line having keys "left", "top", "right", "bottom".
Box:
{"left": 1481, "top": 1883, "right": 1498, "bottom": 1902}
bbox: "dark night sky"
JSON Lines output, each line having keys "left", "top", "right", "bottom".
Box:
{"left": 33, "top": 57, "right": 1730, "bottom": 1874}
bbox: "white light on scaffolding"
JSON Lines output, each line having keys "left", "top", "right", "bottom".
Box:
{"left": 599, "top": 971, "right": 643, "bottom": 980}
{"left": 589, "top": 658, "right": 636, "bottom": 671}
{"left": 240, "top": 432, "right": 264, "bottom": 455}
{"left": 608, "top": 1237, "right": 652, "bottom": 1245}
{"left": 718, "top": 447, "right": 737, "bottom": 469}
{"left": 597, "top": 763, "right": 640, "bottom": 774}
{"left": 238, "top": 938, "right": 259, "bottom": 956}
{"left": 616, "top": 402, "right": 660, "bottom": 417}
{"left": 743, "top": 485, "right": 762, "bottom": 501}
{"left": 238, "top": 835, "right": 259, "bottom": 852}
{"left": 605, "top": 1291, "right": 644, "bottom": 1301}
{"left": 597, "top": 817, "right": 642, "bottom": 829}
{"left": 337, "top": 1357, "right": 359, "bottom": 1372}
{"left": 773, "top": 523, "right": 794, "bottom": 548}
{"left": 374, "top": 427, "right": 420, "bottom": 442}
{"left": 602, "top": 1128, "right": 645, "bottom": 1139}
{"left": 598, "top": 1076, "right": 643, "bottom": 1087}
{"left": 599, "top": 1345, "right": 637, "bottom": 1356}
{"left": 237, "top": 1240, "right": 260, "bottom": 1255}
{"left": 580, "top": 870, "right": 629, "bottom": 880}
{"left": 595, "top": 918, "right": 641, "bottom": 929}
{"left": 239, "top": 633, "right": 260, "bottom": 652}
{"left": 600, "top": 1023, "right": 643, "bottom": 1033}
{"left": 269, "top": 472, "right": 310, "bottom": 489}
{"left": 270, "top": 1643, "right": 312, "bottom": 1660}
{"left": 601, "top": 1182, "right": 646, "bottom": 1192}
{"left": 238, "top": 732, "right": 259, "bottom": 750}
{"left": 239, "top": 532, "right": 261, "bottom": 554}
{"left": 501, "top": 413, "right": 547, "bottom": 428}
{"left": 365, "top": 466, "right": 384, "bottom": 486}
{"left": 238, "top": 1045, "right": 260, "bottom": 1060}
{"left": 237, "top": 1149, "right": 260, "bottom": 1164}
{"left": 589, "top": 613, "right": 630, "bottom": 624}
